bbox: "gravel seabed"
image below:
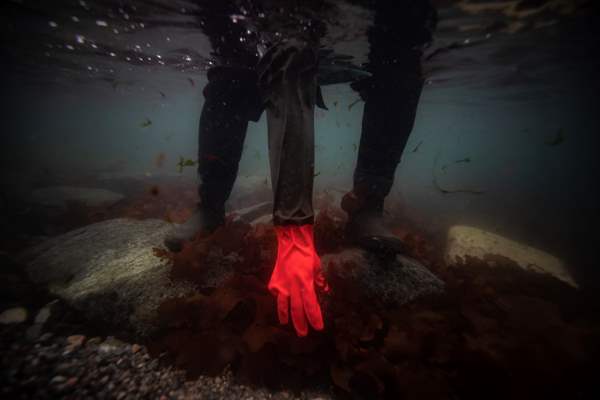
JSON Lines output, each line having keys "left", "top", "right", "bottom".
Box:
{"left": 1, "top": 326, "right": 334, "bottom": 400}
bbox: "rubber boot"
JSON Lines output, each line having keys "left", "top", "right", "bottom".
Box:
{"left": 341, "top": 188, "right": 406, "bottom": 254}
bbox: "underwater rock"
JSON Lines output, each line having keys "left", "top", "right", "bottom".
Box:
{"left": 445, "top": 225, "right": 577, "bottom": 288}
{"left": 0, "top": 307, "right": 28, "bottom": 324}
{"left": 29, "top": 186, "right": 124, "bottom": 209}
{"left": 18, "top": 218, "right": 196, "bottom": 337}
{"left": 321, "top": 248, "right": 444, "bottom": 305}
{"left": 33, "top": 300, "right": 59, "bottom": 325}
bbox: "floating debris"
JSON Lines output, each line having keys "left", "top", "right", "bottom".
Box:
{"left": 433, "top": 151, "right": 484, "bottom": 195}
{"left": 314, "top": 171, "right": 321, "bottom": 177}
{"left": 155, "top": 152, "right": 166, "bottom": 168}
{"left": 140, "top": 118, "right": 152, "bottom": 128}
{"left": 188, "top": 78, "right": 195, "bottom": 87}
{"left": 545, "top": 128, "right": 565, "bottom": 146}
{"left": 149, "top": 185, "right": 160, "bottom": 196}
{"left": 441, "top": 157, "right": 471, "bottom": 171}
{"left": 176, "top": 156, "right": 197, "bottom": 173}
{"left": 412, "top": 140, "right": 424, "bottom": 153}
{"left": 159, "top": 91, "right": 166, "bottom": 99}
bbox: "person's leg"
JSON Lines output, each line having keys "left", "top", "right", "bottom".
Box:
{"left": 196, "top": 67, "right": 263, "bottom": 218}
{"left": 344, "top": 0, "right": 436, "bottom": 252}
{"left": 259, "top": 39, "right": 319, "bottom": 226}
{"left": 163, "top": 2, "right": 265, "bottom": 252}
{"left": 164, "top": 67, "right": 262, "bottom": 252}
{"left": 343, "top": 56, "right": 424, "bottom": 253}
{"left": 352, "top": 59, "right": 424, "bottom": 203}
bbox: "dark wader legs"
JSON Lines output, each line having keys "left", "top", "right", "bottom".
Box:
{"left": 343, "top": 0, "right": 434, "bottom": 252}
{"left": 197, "top": 67, "right": 262, "bottom": 219}
{"left": 352, "top": 57, "right": 425, "bottom": 206}
{"left": 344, "top": 59, "right": 425, "bottom": 252}
{"left": 163, "top": 2, "right": 264, "bottom": 251}
{"left": 163, "top": 67, "right": 261, "bottom": 251}
{"left": 350, "top": 0, "right": 434, "bottom": 207}
{"left": 259, "top": 40, "right": 319, "bottom": 226}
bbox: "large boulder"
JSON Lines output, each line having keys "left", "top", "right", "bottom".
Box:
{"left": 18, "top": 218, "right": 195, "bottom": 337}
{"left": 445, "top": 225, "right": 578, "bottom": 288}
{"left": 29, "top": 186, "right": 124, "bottom": 209}
{"left": 321, "top": 249, "right": 445, "bottom": 306}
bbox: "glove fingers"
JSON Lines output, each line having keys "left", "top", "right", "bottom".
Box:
{"left": 277, "top": 293, "right": 289, "bottom": 325}
{"left": 302, "top": 288, "right": 324, "bottom": 331}
{"left": 291, "top": 286, "right": 308, "bottom": 337}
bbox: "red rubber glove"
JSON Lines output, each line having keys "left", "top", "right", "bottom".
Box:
{"left": 268, "top": 224, "right": 329, "bottom": 337}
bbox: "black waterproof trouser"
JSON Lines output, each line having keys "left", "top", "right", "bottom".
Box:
{"left": 351, "top": 52, "right": 425, "bottom": 207}
{"left": 197, "top": 41, "right": 319, "bottom": 226}
{"left": 351, "top": 0, "right": 434, "bottom": 205}
{"left": 196, "top": 67, "right": 263, "bottom": 219}
{"left": 196, "top": 0, "right": 434, "bottom": 224}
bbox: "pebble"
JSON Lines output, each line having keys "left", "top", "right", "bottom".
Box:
{"left": 38, "top": 332, "right": 54, "bottom": 343}
{"left": 86, "top": 337, "right": 103, "bottom": 346}
{"left": 1, "top": 326, "right": 334, "bottom": 400}
{"left": 50, "top": 375, "right": 67, "bottom": 385}
{"left": 34, "top": 307, "right": 52, "bottom": 325}
{"left": 66, "top": 377, "right": 78, "bottom": 387}
{"left": 66, "top": 335, "right": 86, "bottom": 350}
{"left": 0, "top": 307, "right": 28, "bottom": 324}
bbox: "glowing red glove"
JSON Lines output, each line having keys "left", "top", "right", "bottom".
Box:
{"left": 268, "top": 224, "right": 329, "bottom": 337}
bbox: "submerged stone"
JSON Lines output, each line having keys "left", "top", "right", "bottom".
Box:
{"left": 0, "top": 307, "right": 28, "bottom": 324}
{"left": 445, "top": 225, "right": 577, "bottom": 288}
{"left": 321, "top": 248, "right": 445, "bottom": 305}
{"left": 29, "top": 186, "right": 124, "bottom": 209}
{"left": 18, "top": 218, "right": 196, "bottom": 337}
